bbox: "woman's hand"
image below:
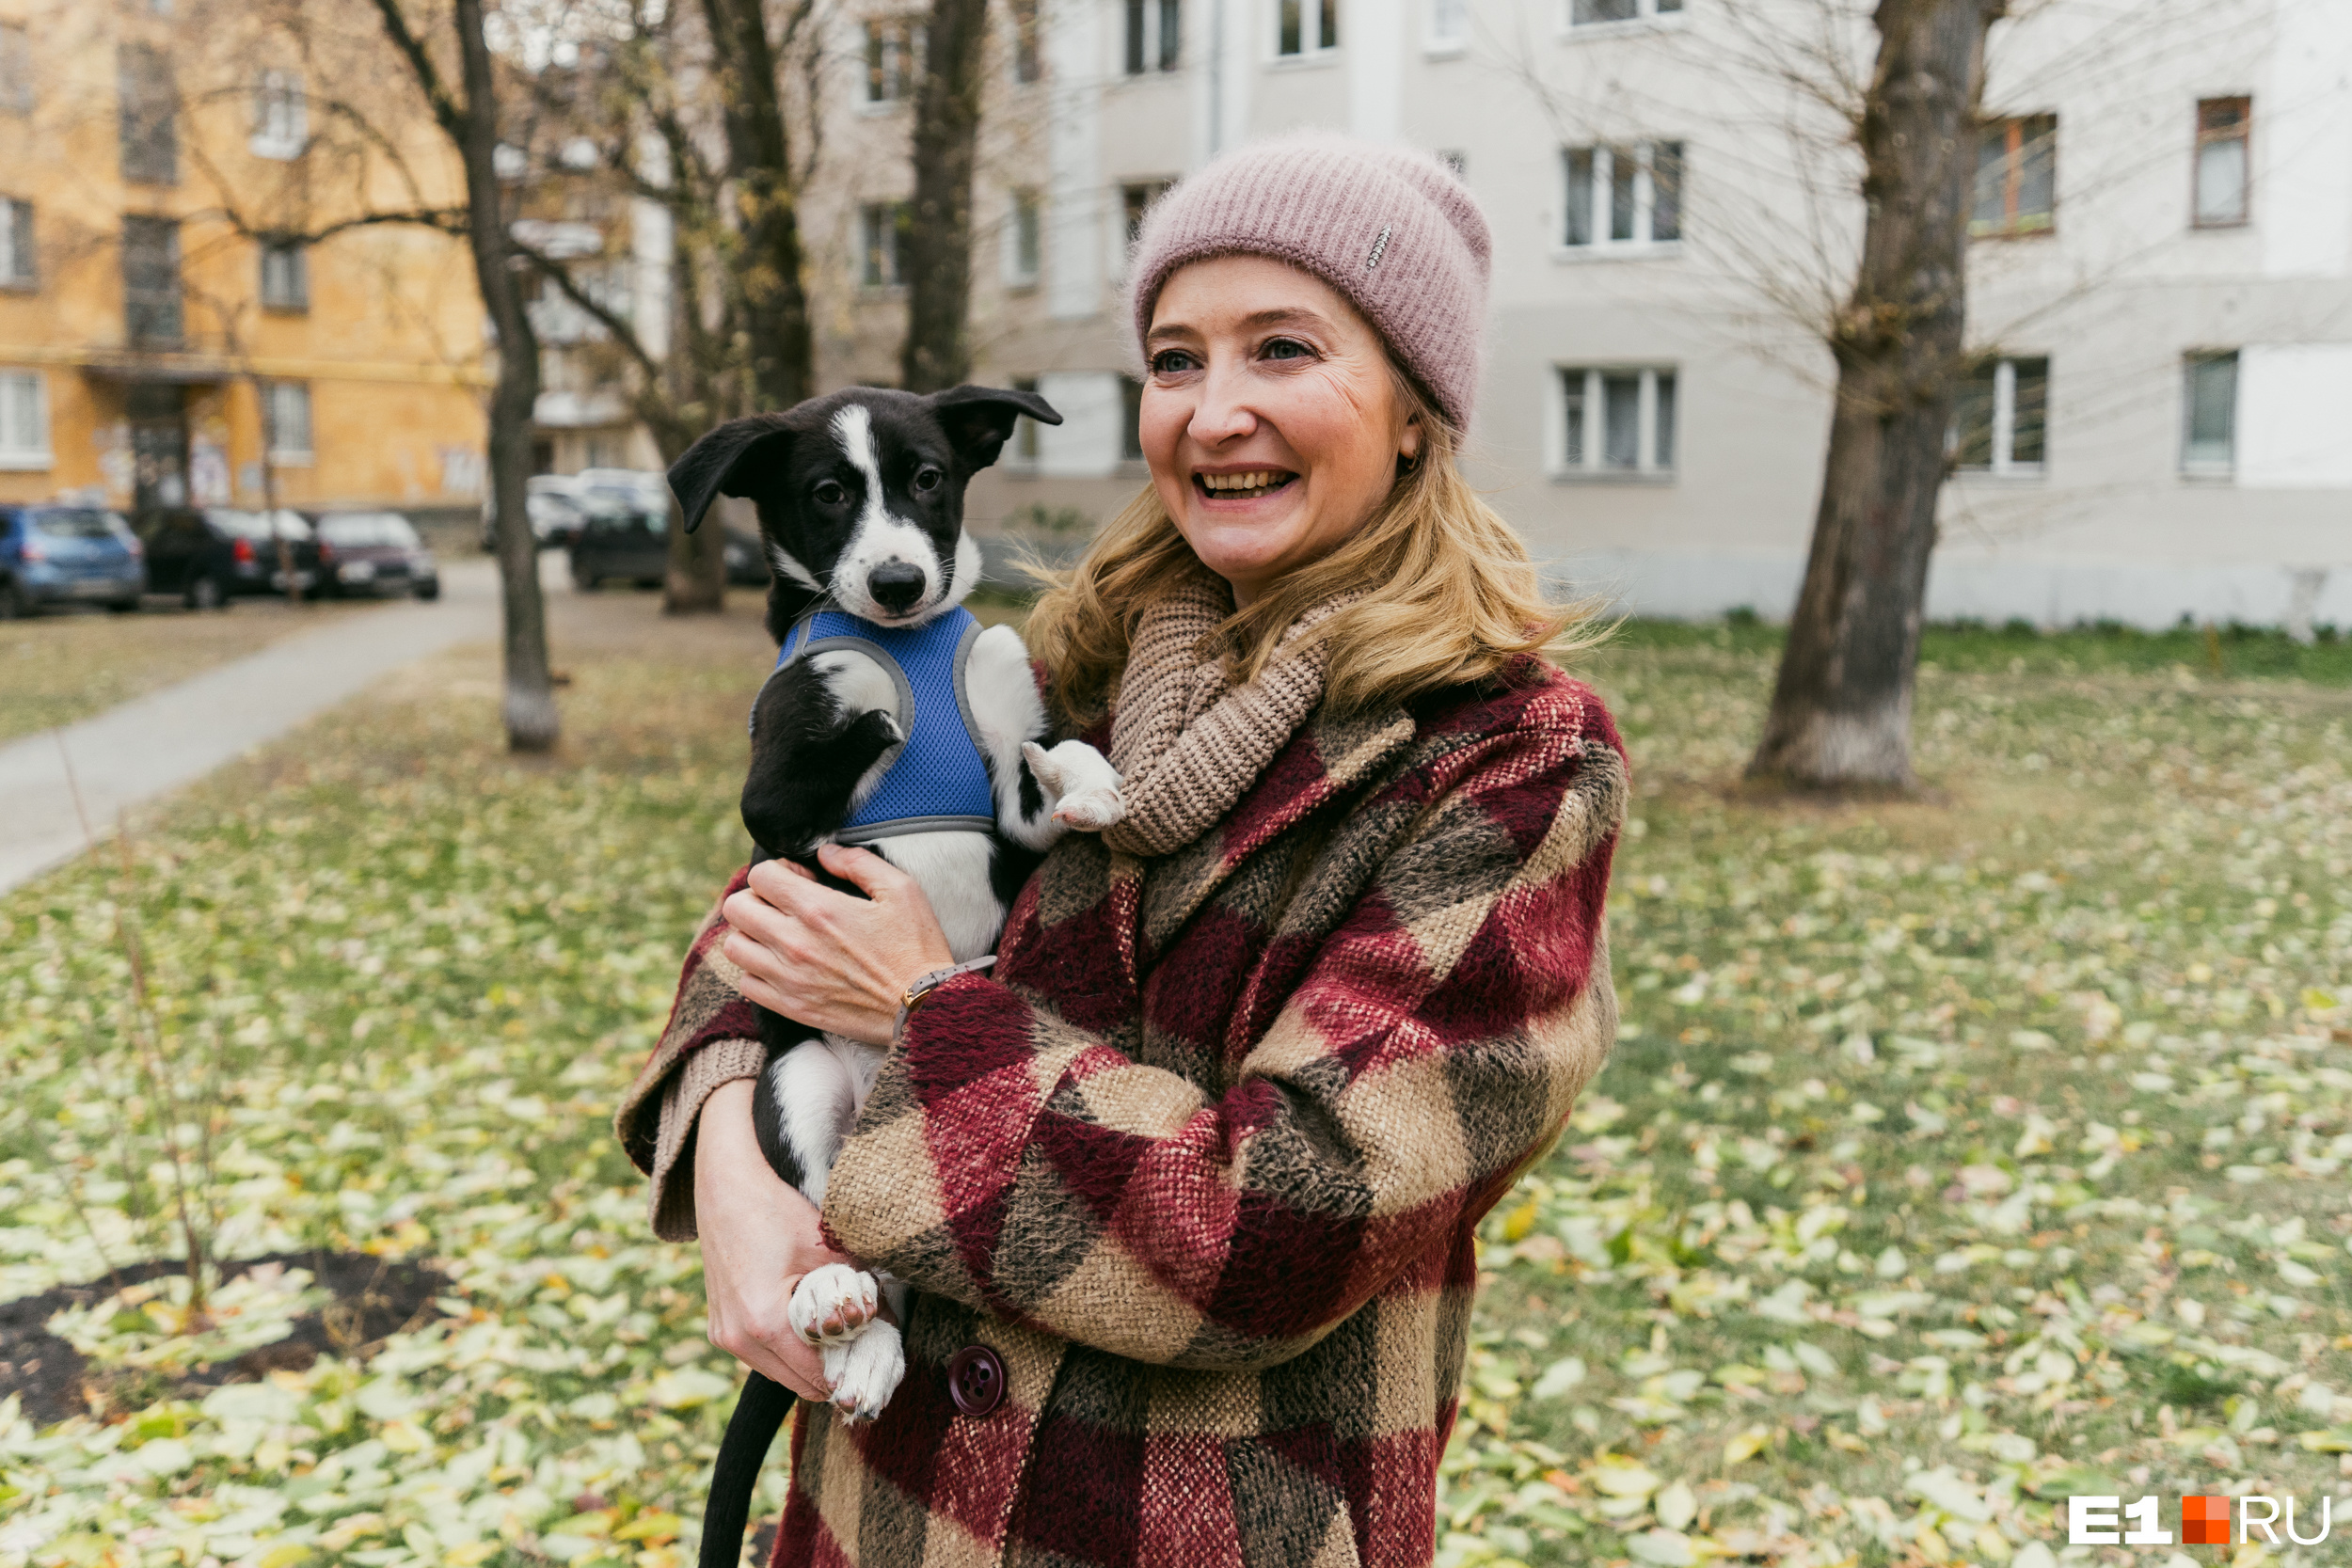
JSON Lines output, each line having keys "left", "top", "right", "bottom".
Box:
{"left": 694, "top": 1079, "right": 857, "bottom": 1402}
{"left": 721, "top": 845, "right": 957, "bottom": 1048}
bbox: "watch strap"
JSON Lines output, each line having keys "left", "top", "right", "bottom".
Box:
{"left": 894, "top": 955, "right": 996, "bottom": 1041}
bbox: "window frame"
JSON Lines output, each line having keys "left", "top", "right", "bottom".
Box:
{"left": 1125, "top": 0, "right": 1181, "bottom": 72}
{"left": 1551, "top": 364, "right": 1677, "bottom": 481}
{"left": 2191, "top": 95, "right": 2250, "bottom": 230}
{"left": 259, "top": 237, "right": 310, "bottom": 311}
{"left": 1970, "top": 113, "right": 2058, "bottom": 239}
{"left": 1559, "top": 140, "right": 1684, "bottom": 254}
{"left": 1947, "top": 354, "right": 2049, "bottom": 480}
{"left": 1274, "top": 0, "right": 1338, "bottom": 59}
{"left": 121, "top": 214, "right": 183, "bottom": 344}
{"left": 250, "top": 69, "right": 308, "bottom": 161}
{"left": 862, "top": 18, "right": 920, "bottom": 106}
{"left": 0, "top": 23, "right": 33, "bottom": 116}
{"left": 0, "top": 369, "right": 50, "bottom": 470}
{"left": 117, "top": 42, "right": 180, "bottom": 186}
{"left": 2180, "top": 350, "right": 2238, "bottom": 479}
{"left": 0, "top": 198, "right": 34, "bottom": 289}
{"left": 857, "top": 199, "right": 912, "bottom": 288}
{"left": 1564, "top": 0, "right": 1682, "bottom": 32}
{"left": 1005, "top": 188, "right": 1042, "bottom": 288}
{"left": 1427, "top": 0, "right": 1467, "bottom": 49}
{"left": 264, "top": 381, "right": 313, "bottom": 466}
{"left": 1120, "top": 179, "right": 1173, "bottom": 253}
{"left": 1008, "top": 0, "right": 1043, "bottom": 83}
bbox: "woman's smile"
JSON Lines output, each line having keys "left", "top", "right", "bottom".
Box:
{"left": 1191, "top": 466, "right": 1300, "bottom": 503}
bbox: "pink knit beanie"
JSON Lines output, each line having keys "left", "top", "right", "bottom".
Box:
{"left": 1126, "top": 131, "right": 1492, "bottom": 431}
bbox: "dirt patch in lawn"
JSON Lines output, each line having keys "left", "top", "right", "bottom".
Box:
{"left": 0, "top": 1251, "right": 449, "bottom": 1427}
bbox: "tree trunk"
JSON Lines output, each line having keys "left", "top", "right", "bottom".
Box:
{"left": 1747, "top": 0, "right": 2001, "bottom": 789}
{"left": 454, "top": 0, "right": 559, "bottom": 751}
{"left": 899, "top": 0, "right": 990, "bottom": 391}
{"left": 652, "top": 414, "right": 730, "bottom": 613}
{"left": 703, "top": 0, "right": 815, "bottom": 410}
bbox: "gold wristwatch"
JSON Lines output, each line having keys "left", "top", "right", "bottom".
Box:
{"left": 894, "top": 956, "right": 996, "bottom": 1040}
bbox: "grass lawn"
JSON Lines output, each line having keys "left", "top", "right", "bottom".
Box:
{"left": 0, "top": 598, "right": 389, "bottom": 745}
{"left": 1, "top": 607, "right": 2348, "bottom": 1568}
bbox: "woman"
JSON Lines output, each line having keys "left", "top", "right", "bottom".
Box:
{"left": 615, "top": 131, "right": 1627, "bottom": 1567}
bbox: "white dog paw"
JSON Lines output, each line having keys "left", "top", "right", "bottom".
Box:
{"left": 1023, "top": 741, "right": 1126, "bottom": 832}
{"left": 1052, "top": 785, "right": 1126, "bottom": 832}
{"left": 789, "top": 1263, "right": 880, "bottom": 1347}
{"left": 824, "top": 1320, "right": 905, "bottom": 1423}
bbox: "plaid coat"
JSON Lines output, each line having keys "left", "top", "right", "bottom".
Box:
{"left": 616, "top": 657, "right": 1626, "bottom": 1568}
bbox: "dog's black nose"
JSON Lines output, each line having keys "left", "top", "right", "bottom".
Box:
{"left": 867, "top": 562, "right": 927, "bottom": 613}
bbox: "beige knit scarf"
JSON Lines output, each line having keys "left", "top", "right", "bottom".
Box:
{"left": 1102, "top": 567, "right": 1356, "bottom": 858}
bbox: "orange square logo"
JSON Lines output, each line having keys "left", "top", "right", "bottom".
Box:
{"left": 2183, "top": 1496, "right": 2233, "bottom": 1545}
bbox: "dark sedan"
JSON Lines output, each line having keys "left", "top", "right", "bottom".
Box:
{"left": 312, "top": 512, "right": 440, "bottom": 600}
{"left": 133, "top": 507, "right": 320, "bottom": 608}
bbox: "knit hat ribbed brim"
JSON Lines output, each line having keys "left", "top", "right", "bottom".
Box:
{"left": 1125, "top": 131, "right": 1493, "bottom": 431}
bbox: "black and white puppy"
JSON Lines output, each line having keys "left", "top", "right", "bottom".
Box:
{"left": 671, "top": 387, "right": 1122, "bottom": 1565}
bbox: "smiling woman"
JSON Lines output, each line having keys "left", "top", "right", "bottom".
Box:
{"left": 619, "top": 130, "right": 1629, "bottom": 1568}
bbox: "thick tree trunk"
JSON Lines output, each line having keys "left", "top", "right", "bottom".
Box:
{"left": 899, "top": 0, "right": 989, "bottom": 391}
{"left": 454, "top": 0, "right": 558, "bottom": 751}
{"left": 650, "top": 415, "right": 730, "bottom": 613}
{"left": 1748, "top": 0, "right": 2001, "bottom": 789}
{"left": 703, "top": 0, "right": 814, "bottom": 410}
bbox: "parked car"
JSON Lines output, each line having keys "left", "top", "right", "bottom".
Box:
{"left": 479, "top": 475, "right": 592, "bottom": 552}
{"left": 723, "top": 525, "right": 771, "bottom": 586}
{"left": 0, "top": 505, "right": 145, "bottom": 617}
{"left": 133, "top": 507, "right": 319, "bottom": 607}
{"left": 567, "top": 499, "right": 668, "bottom": 590}
{"left": 312, "top": 512, "right": 440, "bottom": 600}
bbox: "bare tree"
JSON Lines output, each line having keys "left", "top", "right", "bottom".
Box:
{"left": 370, "top": 0, "right": 561, "bottom": 750}
{"left": 899, "top": 0, "right": 991, "bottom": 390}
{"left": 1745, "top": 0, "right": 2006, "bottom": 787}
{"left": 507, "top": 0, "right": 826, "bottom": 611}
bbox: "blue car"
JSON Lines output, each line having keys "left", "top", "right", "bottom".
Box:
{"left": 0, "top": 505, "right": 146, "bottom": 618}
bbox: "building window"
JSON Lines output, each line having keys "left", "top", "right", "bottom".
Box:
{"left": 118, "top": 43, "right": 179, "bottom": 185}
{"left": 1120, "top": 375, "right": 1145, "bottom": 462}
{"left": 2182, "top": 351, "right": 2236, "bottom": 475}
{"left": 1570, "top": 0, "right": 1681, "bottom": 23}
{"left": 1559, "top": 365, "right": 1676, "bottom": 476}
{"left": 0, "top": 24, "right": 32, "bottom": 115}
{"left": 121, "top": 214, "right": 183, "bottom": 343}
{"left": 1949, "top": 356, "right": 2047, "bottom": 476}
{"left": 1438, "top": 150, "right": 1467, "bottom": 178}
{"left": 864, "top": 18, "right": 918, "bottom": 103}
{"left": 859, "top": 200, "right": 910, "bottom": 286}
{"left": 1126, "top": 0, "right": 1179, "bottom": 71}
{"left": 2193, "top": 96, "right": 2249, "bottom": 228}
{"left": 260, "top": 238, "right": 309, "bottom": 310}
{"left": 1011, "top": 374, "right": 1042, "bottom": 464}
{"left": 0, "top": 198, "right": 33, "bottom": 288}
{"left": 251, "top": 69, "right": 308, "bottom": 160}
{"left": 1120, "top": 180, "right": 1172, "bottom": 249}
{"left": 1277, "top": 0, "right": 1337, "bottom": 56}
{"left": 0, "top": 370, "right": 48, "bottom": 469}
{"left": 1563, "top": 141, "right": 1682, "bottom": 248}
{"left": 264, "top": 381, "right": 312, "bottom": 463}
{"left": 1008, "top": 189, "right": 1041, "bottom": 286}
{"left": 1430, "top": 0, "right": 1466, "bottom": 43}
{"left": 1009, "top": 0, "right": 1043, "bottom": 83}
{"left": 1971, "top": 114, "right": 2056, "bottom": 238}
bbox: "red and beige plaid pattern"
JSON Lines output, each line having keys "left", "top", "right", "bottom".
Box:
{"left": 616, "top": 659, "right": 1626, "bottom": 1568}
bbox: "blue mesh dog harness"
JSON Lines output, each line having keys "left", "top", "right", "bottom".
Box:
{"left": 765, "top": 606, "right": 998, "bottom": 844}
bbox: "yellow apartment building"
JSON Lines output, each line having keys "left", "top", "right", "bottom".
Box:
{"left": 0, "top": 0, "right": 487, "bottom": 515}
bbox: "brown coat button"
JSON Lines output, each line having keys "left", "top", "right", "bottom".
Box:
{"left": 946, "top": 1344, "right": 1007, "bottom": 1418}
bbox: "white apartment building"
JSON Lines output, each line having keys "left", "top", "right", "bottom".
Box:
{"left": 802, "top": 0, "right": 2352, "bottom": 629}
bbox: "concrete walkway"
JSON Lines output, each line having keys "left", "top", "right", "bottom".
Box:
{"left": 0, "top": 557, "right": 552, "bottom": 894}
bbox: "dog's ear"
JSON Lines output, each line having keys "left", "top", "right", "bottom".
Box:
{"left": 927, "top": 384, "right": 1063, "bottom": 472}
{"left": 669, "top": 414, "right": 799, "bottom": 533}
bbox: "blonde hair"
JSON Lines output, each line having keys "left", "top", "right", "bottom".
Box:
{"left": 1024, "top": 375, "right": 1607, "bottom": 725}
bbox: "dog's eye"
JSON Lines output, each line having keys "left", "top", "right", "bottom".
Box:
{"left": 813, "top": 480, "right": 848, "bottom": 506}
{"left": 911, "top": 466, "right": 944, "bottom": 495}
